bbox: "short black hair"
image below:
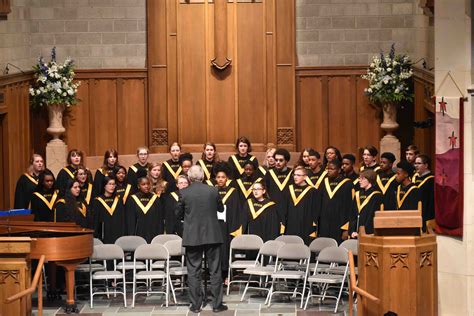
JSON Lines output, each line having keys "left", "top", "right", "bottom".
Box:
{"left": 396, "top": 160, "right": 415, "bottom": 177}
{"left": 342, "top": 154, "right": 356, "bottom": 164}
{"left": 308, "top": 149, "right": 320, "bottom": 159}
{"left": 213, "top": 161, "right": 232, "bottom": 177}
{"left": 416, "top": 154, "right": 431, "bottom": 167}
{"left": 274, "top": 148, "right": 291, "bottom": 162}
{"left": 328, "top": 159, "right": 342, "bottom": 169}
{"left": 179, "top": 152, "right": 193, "bottom": 165}
{"left": 381, "top": 152, "right": 396, "bottom": 163}
{"left": 364, "top": 145, "right": 378, "bottom": 157}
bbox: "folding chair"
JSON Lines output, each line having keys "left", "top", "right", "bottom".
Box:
{"left": 151, "top": 235, "right": 182, "bottom": 270}
{"left": 307, "top": 237, "right": 338, "bottom": 273}
{"left": 114, "top": 236, "right": 147, "bottom": 284}
{"left": 89, "top": 244, "right": 127, "bottom": 308}
{"left": 132, "top": 244, "right": 170, "bottom": 307}
{"left": 275, "top": 235, "right": 305, "bottom": 244}
{"left": 240, "top": 240, "right": 284, "bottom": 302}
{"left": 227, "top": 234, "right": 264, "bottom": 295}
{"left": 304, "top": 246, "right": 349, "bottom": 312}
{"left": 267, "top": 243, "right": 310, "bottom": 308}
{"left": 75, "top": 238, "right": 105, "bottom": 295}
{"left": 164, "top": 239, "right": 187, "bottom": 304}
{"left": 328, "top": 239, "right": 359, "bottom": 275}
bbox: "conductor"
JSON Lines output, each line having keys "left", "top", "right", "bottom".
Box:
{"left": 176, "top": 165, "right": 228, "bottom": 313}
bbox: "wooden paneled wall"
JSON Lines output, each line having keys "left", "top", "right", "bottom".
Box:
{"left": 147, "top": 0, "right": 296, "bottom": 152}
{"left": 413, "top": 68, "right": 435, "bottom": 159}
{"left": 0, "top": 73, "right": 32, "bottom": 209}
{"left": 296, "top": 66, "right": 383, "bottom": 158}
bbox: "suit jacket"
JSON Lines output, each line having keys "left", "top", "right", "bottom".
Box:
{"left": 176, "top": 182, "right": 224, "bottom": 247}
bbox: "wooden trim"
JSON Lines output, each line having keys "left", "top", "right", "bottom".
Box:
{"left": 74, "top": 69, "right": 147, "bottom": 79}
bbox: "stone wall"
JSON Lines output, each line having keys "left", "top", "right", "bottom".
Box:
{"left": 296, "top": 0, "right": 434, "bottom": 68}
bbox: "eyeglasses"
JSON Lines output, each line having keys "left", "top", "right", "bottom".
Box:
{"left": 293, "top": 174, "right": 305, "bottom": 177}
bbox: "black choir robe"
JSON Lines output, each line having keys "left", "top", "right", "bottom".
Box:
{"left": 284, "top": 184, "right": 318, "bottom": 245}
{"left": 256, "top": 165, "right": 270, "bottom": 178}
{"left": 234, "top": 175, "right": 263, "bottom": 205}
{"left": 196, "top": 159, "right": 217, "bottom": 182}
{"left": 227, "top": 154, "right": 258, "bottom": 179}
{"left": 56, "top": 165, "right": 93, "bottom": 193}
{"left": 126, "top": 192, "right": 164, "bottom": 243}
{"left": 376, "top": 170, "right": 398, "bottom": 210}
{"left": 348, "top": 187, "right": 383, "bottom": 235}
{"left": 264, "top": 167, "right": 293, "bottom": 225}
{"left": 317, "top": 177, "right": 353, "bottom": 244}
{"left": 93, "top": 167, "right": 115, "bottom": 197}
{"left": 161, "top": 159, "right": 181, "bottom": 191}
{"left": 116, "top": 182, "right": 132, "bottom": 204}
{"left": 92, "top": 194, "right": 126, "bottom": 244}
{"left": 30, "top": 189, "right": 59, "bottom": 222}
{"left": 413, "top": 172, "right": 435, "bottom": 231}
{"left": 396, "top": 182, "right": 421, "bottom": 211}
{"left": 306, "top": 168, "right": 327, "bottom": 190}
{"left": 55, "top": 199, "right": 93, "bottom": 229}
{"left": 345, "top": 172, "right": 360, "bottom": 192}
{"left": 360, "top": 164, "right": 381, "bottom": 173}
{"left": 79, "top": 182, "right": 94, "bottom": 206}
{"left": 243, "top": 198, "right": 280, "bottom": 242}
{"left": 218, "top": 186, "right": 244, "bottom": 237}
{"left": 127, "top": 162, "right": 151, "bottom": 193}
{"left": 163, "top": 191, "right": 182, "bottom": 236}
{"left": 13, "top": 173, "right": 39, "bottom": 209}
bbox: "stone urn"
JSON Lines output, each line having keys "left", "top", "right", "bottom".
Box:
{"left": 46, "top": 103, "right": 66, "bottom": 142}
{"left": 380, "top": 102, "right": 399, "bottom": 135}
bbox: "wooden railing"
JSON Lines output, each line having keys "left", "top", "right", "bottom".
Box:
{"left": 5, "top": 255, "right": 45, "bottom": 316}
{"left": 348, "top": 250, "right": 379, "bottom": 316}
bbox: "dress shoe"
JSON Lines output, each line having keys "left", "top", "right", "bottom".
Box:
{"left": 189, "top": 306, "right": 201, "bottom": 313}
{"left": 213, "top": 304, "right": 228, "bottom": 313}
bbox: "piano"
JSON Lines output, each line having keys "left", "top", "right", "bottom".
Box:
{"left": 0, "top": 216, "right": 93, "bottom": 314}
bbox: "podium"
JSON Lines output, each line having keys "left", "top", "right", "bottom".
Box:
{"left": 358, "top": 211, "right": 437, "bottom": 316}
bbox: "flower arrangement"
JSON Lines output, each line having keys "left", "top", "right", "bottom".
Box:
{"left": 361, "top": 44, "right": 413, "bottom": 106}
{"left": 29, "top": 47, "right": 80, "bottom": 109}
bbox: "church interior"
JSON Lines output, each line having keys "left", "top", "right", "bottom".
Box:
{"left": 0, "top": 0, "right": 473, "bottom": 315}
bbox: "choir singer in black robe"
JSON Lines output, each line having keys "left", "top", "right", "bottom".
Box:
{"left": 14, "top": 154, "right": 44, "bottom": 209}
{"left": 395, "top": 161, "right": 421, "bottom": 211}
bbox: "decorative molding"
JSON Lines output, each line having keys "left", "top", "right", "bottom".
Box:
{"left": 390, "top": 253, "right": 409, "bottom": 269}
{"left": 420, "top": 251, "right": 433, "bottom": 268}
{"left": 277, "top": 127, "right": 294, "bottom": 145}
{"left": 152, "top": 128, "right": 168, "bottom": 146}
{"left": 0, "top": 0, "right": 11, "bottom": 20}
{"left": 0, "top": 270, "right": 19, "bottom": 284}
{"left": 365, "top": 252, "right": 379, "bottom": 268}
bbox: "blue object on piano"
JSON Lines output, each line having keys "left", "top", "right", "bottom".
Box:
{"left": 0, "top": 209, "right": 32, "bottom": 216}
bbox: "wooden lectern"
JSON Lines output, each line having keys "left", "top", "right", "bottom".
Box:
{"left": 358, "top": 211, "right": 437, "bottom": 316}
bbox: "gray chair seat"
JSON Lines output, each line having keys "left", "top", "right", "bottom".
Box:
{"left": 307, "top": 262, "right": 331, "bottom": 271}
{"left": 169, "top": 266, "right": 188, "bottom": 275}
{"left": 76, "top": 263, "right": 104, "bottom": 273}
{"left": 117, "top": 261, "right": 146, "bottom": 270}
{"left": 230, "top": 260, "right": 256, "bottom": 269}
{"left": 308, "top": 273, "right": 345, "bottom": 284}
{"left": 151, "top": 260, "right": 181, "bottom": 269}
{"left": 271, "top": 270, "right": 306, "bottom": 279}
{"left": 326, "top": 265, "right": 358, "bottom": 275}
{"left": 135, "top": 270, "right": 167, "bottom": 279}
{"left": 92, "top": 270, "right": 123, "bottom": 280}
{"left": 244, "top": 266, "right": 274, "bottom": 276}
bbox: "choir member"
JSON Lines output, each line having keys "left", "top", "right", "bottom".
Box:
{"left": 257, "top": 147, "right": 276, "bottom": 177}
{"left": 127, "top": 147, "right": 151, "bottom": 193}
{"left": 179, "top": 152, "right": 193, "bottom": 176}
{"left": 228, "top": 136, "right": 258, "bottom": 179}
{"left": 284, "top": 166, "right": 318, "bottom": 245}
{"left": 395, "top": 161, "right": 421, "bottom": 211}
{"left": 93, "top": 149, "right": 119, "bottom": 197}
{"left": 75, "top": 165, "right": 94, "bottom": 206}
{"left": 297, "top": 148, "right": 314, "bottom": 170}
{"left": 30, "top": 169, "right": 58, "bottom": 222}
{"left": 413, "top": 154, "right": 435, "bottom": 231}
{"left": 115, "top": 165, "right": 132, "bottom": 204}
{"left": 405, "top": 144, "right": 419, "bottom": 166}
{"left": 376, "top": 152, "right": 398, "bottom": 210}
{"left": 93, "top": 176, "right": 126, "bottom": 243}
{"left": 264, "top": 148, "right": 293, "bottom": 225}
{"left": 322, "top": 146, "right": 342, "bottom": 168}
{"left": 126, "top": 176, "right": 164, "bottom": 243}
{"left": 163, "top": 175, "right": 189, "bottom": 236}
{"left": 162, "top": 142, "right": 182, "bottom": 183}
{"left": 14, "top": 154, "right": 44, "bottom": 209}
{"left": 317, "top": 159, "right": 353, "bottom": 244}
{"left": 56, "top": 149, "right": 92, "bottom": 193}
{"left": 360, "top": 145, "right": 380, "bottom": 172}
{"left": 342, "top": 154, "right": 359, "bottom": 185}
{"left": 148, "top": 162, "right": 168, "bottom": 197}
{"left": 235, "top": 159, "right": 263, "bottom": 204}
{"left": 348, "top": 169, "right": 383, "bottom": 238}
{"left": 243, "top": 181, "right": 280, "bottom": 242}
{"left": 56, "top": 179, "right": 92, "bottom": 228}
{"left": 197, "top": 142, "right": 220, "bottom": 181}
{"left": 306, "top": 149, "right": 327, "bottom": 189}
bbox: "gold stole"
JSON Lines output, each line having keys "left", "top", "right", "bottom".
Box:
{"left": 122, "top": 184, "right": 131, "bottom": 203}
{"left": 416, "top": 175, "right": 435, "bottom": 188}
{"left": 230, "top": 155, "right": 245, "bottom": 175}
{"left": 84, "top": 183, "right": 93, "bottom": 204}
{"left": 170, "top": 192, "right": 179, "bottom": 202}
{"left": 198, "top": 159, "right": 212, "bottom": 180}
{"left": 396, "top": 185, "right": 417, "bottom": 209}
{"left": 306, "top": 170, "right": 327, "bottom": 189}
{"left": 24, "top": 173, "right": 39, "bottom": 185}
{"left": 97, "top": 168, "right": 104, "bottom": 175}
{"left": 248, "top": 199, "right": 275, "bottom": 220}
{"left": 220, "top": 187, "right": 235, "bottom": 204}
{"left": 206, "top": 180, "right": 214, "bottom": 187}
{"left": 236, "top": 178, "right": 262, "bottom": 199}
{"left": 96, "top": 196, "right": 120, "bottom": 216}
{"left": 129, "top": 165, "right": 138, "bottom": 173}
{"left": 163, "top": 161, "right": 182, "bottom": 179}
{"left": 356, "top": 190, "right": 381, "bottom": 213}
{"left": 54, "top": 199, "right": 65, "bottom": 222}
{"left": 376, "top": 173, "right": 397, "bottom": 194}
{"left": 269, "top": 169, "right": 293, "bottom": 191}
{"left": 258, "top": 166, "right": 267, "bottom": 176}
{"left": 289, "top": 185, "right": 312, "bottom": 206}
{"left": 131, "top": 194, "right": 158, "bottom": 214}
{"left": 78, "top": 202, "right": 87, "bottom": 217}
{"left": 63, "top": 166, "right": 75, "bottom": 179}
{"left": 33, "top": 190, "right": 58, "bottom": 210}
{"left": 324, "top": 178, "right": 350, "bottom": 199}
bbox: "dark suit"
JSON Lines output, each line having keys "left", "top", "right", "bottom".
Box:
{"left": 176, "top": 182, "right": 224, "bottom": 310}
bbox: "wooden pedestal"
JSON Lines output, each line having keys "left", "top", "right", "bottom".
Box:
{"left": 0, "top": 237, "right": 32, "bottom": 316}
{"left": 358, "top": 212, "right": 438, "bottom": 316}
